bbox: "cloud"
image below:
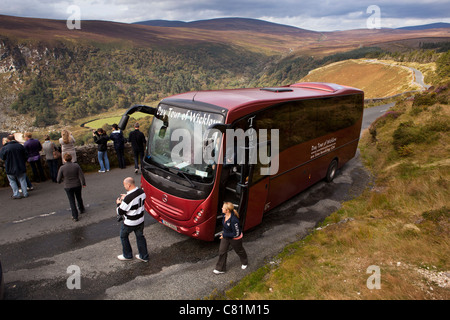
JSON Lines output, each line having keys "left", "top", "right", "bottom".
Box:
{"left": 1, "top": 0, "right": 449, "bottom": 31}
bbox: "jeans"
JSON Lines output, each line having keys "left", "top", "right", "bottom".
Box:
{"left": 29, "top": 159, "right": 46, "bottom": 182}
{"left": 98, "top": 150, "right": 110, "bottom": 171}
{"left": 7, "top": 173, "right": 28, "bottom": 198}
{"left": 133, "top": 149, "right": 144, "bottom": 169}
{"left": 64, "top": 186, "right": 85, "bottom": 220}
{"left": 47, "top": 159, "right": 58, "bottom": 182}
{"left": 120, "top": 223, "right": 149, "bottom": 260}
{"left": 115, "top": 148, "right": 126, "bottom": 169}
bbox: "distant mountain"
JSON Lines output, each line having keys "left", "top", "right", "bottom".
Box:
{"left": 135, "top": 20, "right": 187, "bottom": 27}
{"left": 1, "top": 14, "right": 449, "bottom": 130}
{"left": 397, "top": 22, "right": 450, "bottom": 30}
{"left": 134, "top": 17, "right": 318, "bottom": 35}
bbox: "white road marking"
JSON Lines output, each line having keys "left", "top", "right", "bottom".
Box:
{"left": 12, "top": 211, "right": 57, "bottom": 224}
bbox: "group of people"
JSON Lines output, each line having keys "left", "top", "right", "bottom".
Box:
{"left": 1, "top": 123, "right": 146, "bottom": 205}
{"left": 93, "top": 123, "right": 146, "bottom": 174}
{"left": 1, "top": 122, "right": 248, "bottom": 274}
{"left": 115, "top": 181, "right": 248, "bottom": 274}
{"left": 115, "top": 180, "right": 248, "bottom": 274}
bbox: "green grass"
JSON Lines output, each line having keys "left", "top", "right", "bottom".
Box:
{"left": 83, "top": 111, "right": 150, "bottom": 129}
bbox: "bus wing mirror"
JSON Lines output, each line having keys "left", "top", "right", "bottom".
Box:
{"left": 118, "top": 104, "right": 158, "bottom": 130}
{"left": 118, "top": 115, "right": 130, "bottom": 131}
{"left": 208, "top": 123, "right": 230, "bottom": 133}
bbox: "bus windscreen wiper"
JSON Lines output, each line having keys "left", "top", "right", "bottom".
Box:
{"left": 168, "top": 167, "right": 196, "bottom": 188}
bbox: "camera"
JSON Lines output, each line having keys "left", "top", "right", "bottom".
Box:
{"left": 116, "top": 195, "right": 123, "bottom": 222}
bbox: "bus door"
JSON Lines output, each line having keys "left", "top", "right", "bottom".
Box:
{"left": 241, "top": 140, "right": 271, "bottom": 231}
{"left": 217, "top": 139, "right": 265, "bottom": 233}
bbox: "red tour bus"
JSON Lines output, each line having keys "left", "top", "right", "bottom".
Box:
{"left": 119, "top": 82, "right": 364, "bottom": 241}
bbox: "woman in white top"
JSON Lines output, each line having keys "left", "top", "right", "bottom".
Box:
{"left": 59, "top": 129, "right": 77, "bottom": 163}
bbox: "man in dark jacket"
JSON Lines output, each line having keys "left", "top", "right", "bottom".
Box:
{"left": 110, "top": 124, "right": 126, "bottom": 169}
{"left": 128, "top": 123, "right": 146, "bottom": 174}
{"left": 0, "top": 134, "right": 29, "bottom": 199}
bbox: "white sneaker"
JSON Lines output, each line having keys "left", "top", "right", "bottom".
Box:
{"left": 98, "top": 170, "right": 105, "bottom": 173}
{"left": 117, "top": 254, "right": 132, "bottom": 261}
{"left": 213, "top": 269, "right": 225, "bottom": 274}
{"left": 241, "top": 265, "right": 248, "bottom": 270}
{"left": 135, "top": 254, "right": 148, "bottom": 262}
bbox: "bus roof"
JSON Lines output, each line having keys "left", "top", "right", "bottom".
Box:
{"left": 161, "top": 82, "right": 364, "bottom": 121}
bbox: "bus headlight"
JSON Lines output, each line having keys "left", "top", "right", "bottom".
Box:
{"left": 193, "top": 209, "right": 204, "bottom": 223}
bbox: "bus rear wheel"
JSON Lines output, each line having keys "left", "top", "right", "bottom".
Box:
{"left": 326, "top": 159, "right": 338, "bottom": 182}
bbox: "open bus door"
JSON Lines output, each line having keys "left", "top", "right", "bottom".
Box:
{"left": 220, "top": 141, "right": 271, "bottom": 233}
{"left": 240, "top": 139, "right": 272, "bottom": 231}
{"left": 212, "top": 121, "right": 274, "bottom": 235}
{"left": 242, "top": 165, "right": 270, "bottom": 231}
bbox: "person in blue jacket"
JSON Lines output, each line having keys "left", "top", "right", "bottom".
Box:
{"left": 110, "top": 124, "right": 126, "bottom": 169}
{"left": 213, "top": 202, "right": 248, "bottom": 274}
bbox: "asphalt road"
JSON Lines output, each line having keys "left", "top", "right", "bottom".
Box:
{"left": 0, "top": 104, "right": 388, "bottom": 300}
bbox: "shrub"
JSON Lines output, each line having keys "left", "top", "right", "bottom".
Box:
{"left": 412, "top": 92, "right": 437, "bottom": 107}
{"left": 397, "top": 145, "right": 414, "bottom": 157}
{"left": 392, "top": 121, "right": 426, "bottom": 150}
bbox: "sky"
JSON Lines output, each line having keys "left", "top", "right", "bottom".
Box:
{"left": 1, "top": 0, "right": 450, "bottom": 31}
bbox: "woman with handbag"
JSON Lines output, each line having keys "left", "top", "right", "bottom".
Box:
{"left": 213, "top": 202, "right": 248, "bottom": 274}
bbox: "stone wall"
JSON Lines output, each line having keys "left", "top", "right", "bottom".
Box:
{"left": 0, "top": 142, "right": 135, "bottom": 188}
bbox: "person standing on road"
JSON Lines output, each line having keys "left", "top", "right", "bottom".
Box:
{"left": 0, "top": 134, "right": 29, "bottom": 199}
{"left": 57, "top": 153, "right": 86, "bottom": 222}
{"left": 109, "top": 124, "right": 126, "bottom": 169}
{"left": 93, "top": 128, "right": 110, "bottom": 173}
{"left": 116, "top": 177, "right": 149, "bottom": 262}
{"left": 42, "top": 135, "right": 59, "bottom": 183}
{"left": 59, "top": 129, "right": 77, "bottom": 163}
{"left": 213, "top": 202, "right": 248, "bottom": 274}
{"left": 24, "top": 132, "right": 46, "bottom": 183}
{"left": 128, "top": 123, "right": 146, "bottom": 174}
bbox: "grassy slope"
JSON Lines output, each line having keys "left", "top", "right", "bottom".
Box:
{"left": 301, "top": 59, "right": 422, "bottom": 99}
{"left": 224, "top": 84, "right": 450, "bottom": 300}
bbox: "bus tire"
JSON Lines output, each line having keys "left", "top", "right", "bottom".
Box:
{"left": 325, "top": 159, "right": 338, "bottom": 182}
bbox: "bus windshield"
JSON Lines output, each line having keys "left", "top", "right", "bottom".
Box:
{"left": 146, "top": 104, "right": 224, "bottom": 183}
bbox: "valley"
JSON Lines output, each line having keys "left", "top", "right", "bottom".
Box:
{"left": 0, "top": 15, "right": 449, "bottom": 135}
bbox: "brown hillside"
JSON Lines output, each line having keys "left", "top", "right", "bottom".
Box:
{"left": 301, "top": 59, "right": 419, "bottom": 98}
{"left": 1, "top": 15, "right": 449, "bottom": 55}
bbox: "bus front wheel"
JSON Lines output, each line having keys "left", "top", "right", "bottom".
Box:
{"left": 325, "top": 159, "right": 338, "bottom": 182}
